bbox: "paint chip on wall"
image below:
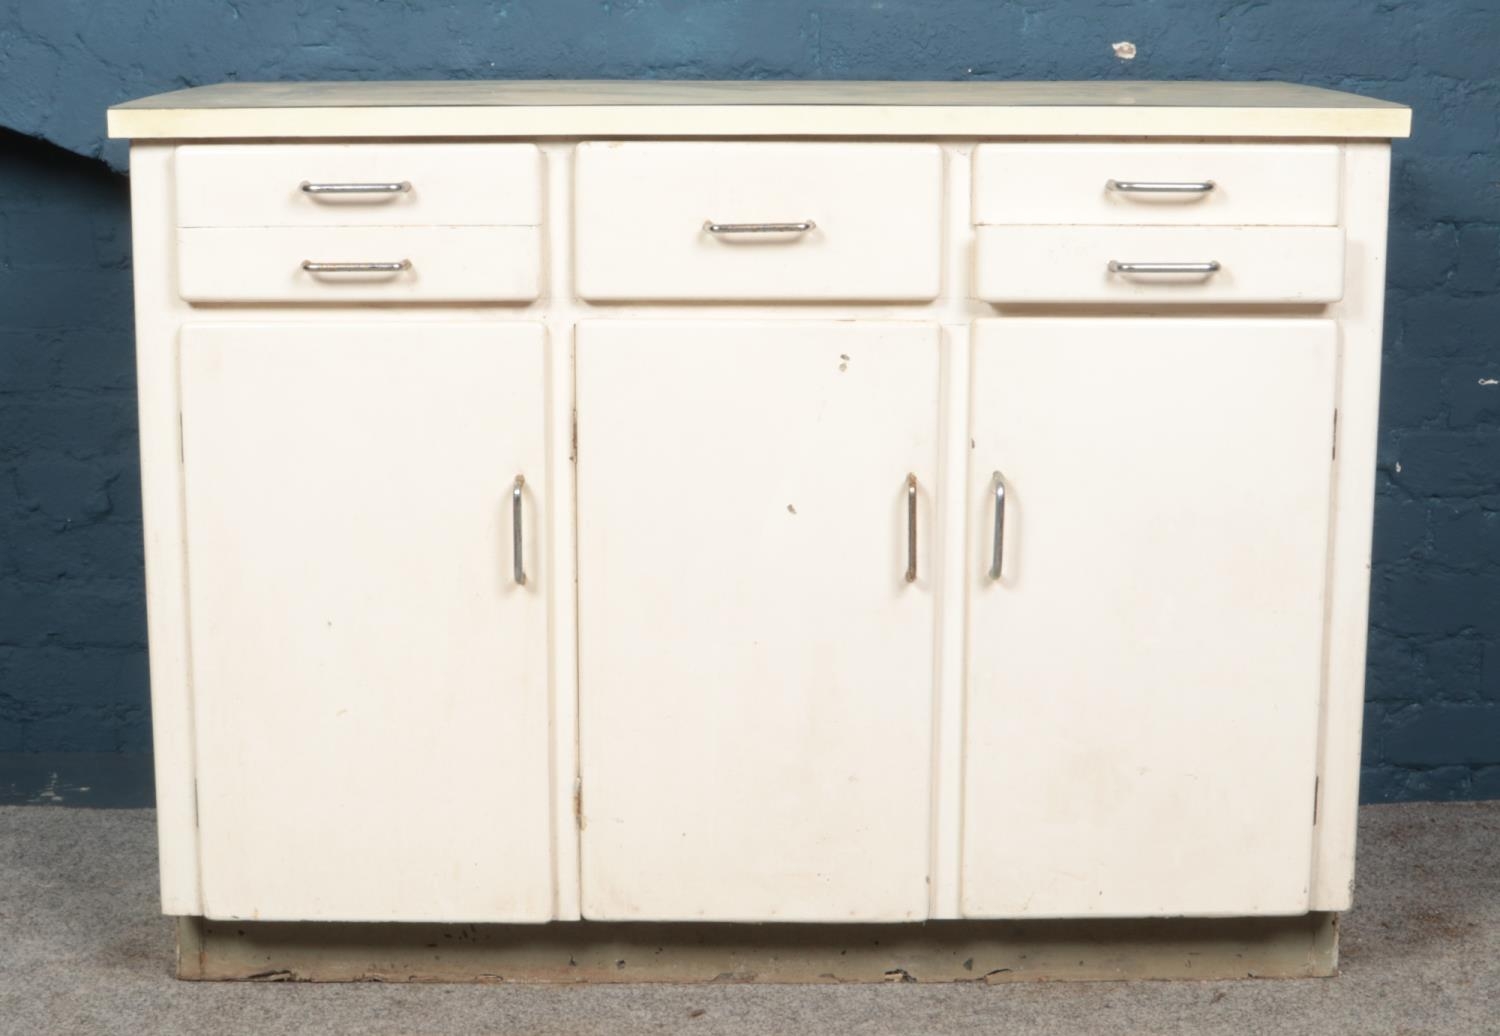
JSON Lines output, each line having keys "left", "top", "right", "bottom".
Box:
{"left": 1113, "top": 41, "right": 1137, "bottom": 60}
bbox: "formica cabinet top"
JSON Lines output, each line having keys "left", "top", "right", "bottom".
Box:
{"left": 107, "top": 80, "right": 1410, "bottom": 141}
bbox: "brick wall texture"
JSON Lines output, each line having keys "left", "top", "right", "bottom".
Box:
{"left": 0, "top": 0, "right": 1496, "bottom": 804}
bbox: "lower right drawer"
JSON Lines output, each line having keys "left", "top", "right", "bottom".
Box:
{"left": 974, "top": 226, "right": 1345, "bottom": 305}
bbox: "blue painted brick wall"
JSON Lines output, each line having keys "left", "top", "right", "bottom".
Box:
{"left": 0, "top": 127, "right": 153, "bottom": 803}
{"left": 0, "top": 0, "right": 1496, "bottom": 805}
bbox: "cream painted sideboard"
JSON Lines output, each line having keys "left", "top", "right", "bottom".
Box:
{"left": 109, "top": 81, "right": 1410, "bottom": 981}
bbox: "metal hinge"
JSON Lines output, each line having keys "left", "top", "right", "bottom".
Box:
{"left": 570, "top": 407, "right": 578, "bottom": 462}
{"left": 193, "top": 778, "right": 200, "bottom": 829}
{"left": 573, "top": 777, "right": 585, "bottom": 831}
{"left": 1331, "top": 409, "right": 1338, "bottom": 461}
{"left": 1312, "top": 776, "right": 1320, "bottom": 826}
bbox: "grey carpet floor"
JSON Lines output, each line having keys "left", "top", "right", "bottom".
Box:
{"left": 0, "top": 801, "right": 1496, "bottom": 1035}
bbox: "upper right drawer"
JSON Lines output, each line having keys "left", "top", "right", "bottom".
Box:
{"left": 972, "top": 144, "right": 1341, "bottom": 226}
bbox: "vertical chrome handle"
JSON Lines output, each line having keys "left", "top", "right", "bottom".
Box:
{"left": 989, "top": 471, "right": 1006, "bottom": 581}
{"left": 905, "top": 473, "right": 919, "bottom": 584}
{"left": 512, "top": 474, "right": 527, "bottom": 586}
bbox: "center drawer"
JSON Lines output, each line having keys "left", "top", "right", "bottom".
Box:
{"left": 573, "top": 143, "right": 943, "bottom": 302}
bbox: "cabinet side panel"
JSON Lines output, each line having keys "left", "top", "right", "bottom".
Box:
{"left": 1311, "top": 143, "right": 1392, "bottom": 910}
{"left": 129, "top": 143, "right": 202, "bottom": 915}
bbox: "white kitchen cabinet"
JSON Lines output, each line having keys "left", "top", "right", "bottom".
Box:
{"left": 180, "top": 322, "right": 554, "bottom": 921}
{"left": 575, "top": 321, "right": 939, "bottom": 921}
{"left": 963, "top": 318, "right": 1337, "bottom": 918}
{"left": 109, "top": 81, "right": 1409, "bottom": 979}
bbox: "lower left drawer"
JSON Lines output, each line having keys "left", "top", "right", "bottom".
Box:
{"left": 177, "top": 226, "right": 541, "bottom": 303}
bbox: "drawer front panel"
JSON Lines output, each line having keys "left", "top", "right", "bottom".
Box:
{"left": 974, "top": 226, "right": 1345, "bottom": 304}
{"left": 574, "top": 142, "right": 943, "bottom": 301}
{"left": 175, "top": 143, "right": 543, "bottom": 228}
{"left": 178, "top": 226, "right": 541, "bottom": 303}
{"left": 973, "top": 144, "right": 1341, "bottom": 226}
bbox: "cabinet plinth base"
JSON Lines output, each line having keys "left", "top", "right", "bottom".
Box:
{"left": 176, "top": 912, "right": 1338, "bottom": 984}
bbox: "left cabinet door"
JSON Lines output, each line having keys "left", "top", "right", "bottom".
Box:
{"left": 180, "top": 322, "right": 553, "bottom": 922}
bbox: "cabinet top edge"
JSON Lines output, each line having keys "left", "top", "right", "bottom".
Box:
{"left": 107, "top": 80, "right": 1411, "bottom": 141}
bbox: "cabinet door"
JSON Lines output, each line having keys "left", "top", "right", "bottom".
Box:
{"left": 181, "top": 322, "right": 552, "bottom": 922}
{"left": 964, "top": 318, "right": 1337, "bottom": 918}
{"left": 577, "top": 321, "right": 939, "bottom": 921}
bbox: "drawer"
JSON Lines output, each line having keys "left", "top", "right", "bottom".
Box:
{"left": 973, "top": 144, "right": 1340, "bottom": 226}
{"left": 175, "top": 144, "right": 543, "bottom": 228}
{"left": 574, "top": 142, "right": 942, "bottom": 302}
{"left": 177, "top": 226, "right": 541, "bottom": 303}
{"left": 973, "top": 226, "right": 1345, "bottom": 304}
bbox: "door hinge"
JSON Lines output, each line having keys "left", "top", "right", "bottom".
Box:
{"left": 570, "top": 407, "right": 578, "bottom": 463}
{"left": 178, "top": 411, "right": 185, "bottom": 464}
{"left": 192, "top": 778, "right": 200, "bottom": 829}
{"left": 573, "top": 777, "right": 585, "bottom": 831}
{"left": 1331, "top": 409, "right": 1338, "bottom": 461}
{"left": 1312, "top": 776, "right": 1320, "bottom": 826}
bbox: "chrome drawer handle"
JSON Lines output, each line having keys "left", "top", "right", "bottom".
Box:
{"left": 704, "top": 220, "right": 816, "bottom": 235}
{"left": 301, "top": 260, "right": 411, "bottom": 274}
{"left": 300, "top": 181, "right": 411, "bottom": 194}
{"left": 512, "top": 475, "right": 528, "bottom": 587}
{"left": 905, "top": 473, "right": 919, "bottom": 584}
{"left": 1106, "top": 180, "right": 1216, "bottom": 194}
{"left": 989, "top": 471, "right": 1006, "bottom": 581}
{"left": 1108, "top": 260, "right": 1221, "bottom": 275}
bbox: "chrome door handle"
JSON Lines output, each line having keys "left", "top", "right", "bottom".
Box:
{"left": 512, "top": 474, "right": 528, "bottom": 587}
{"left": 1106, "top": 179, "right": 1216, "bottom": 193}
{"left": 301, "top": 260, "right": 412, "bottom": 274}
{"left": 300, "top": 180, "right": 411, "bottom": 194}
{"left": 989, "top": 471, "right": 1007, "bottom": 581}
{"left": 1107, "top": 260, "right": 1220, "bottom": 275}
{"left": 905, "top": 473, "right": 919, "bottom": 584}
{"left": 703, "top": 220, "right": 816, "bottom": 235}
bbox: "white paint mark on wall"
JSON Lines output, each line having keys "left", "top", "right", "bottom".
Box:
{"left": 28, "top": 773, "right": 65, "bottom": 804}
{"left": 1478, "top": 377, "right": 1498, "bottom": 386}
{"left": 1112, "top": 41, "right": 1137, "bottom": 60}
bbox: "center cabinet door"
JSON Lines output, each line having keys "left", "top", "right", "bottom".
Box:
{"left": 576, "top": 321, "right": 940, "bottom": 921}
{"left": 181, "top": 322, "right": 553, "bottom": 922}
{"left": 963, "top": 318, "right": 1338, "bottom": 918}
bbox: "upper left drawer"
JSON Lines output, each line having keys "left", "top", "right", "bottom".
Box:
{"left": 175, "top": 144, "right": 543, "bottom": 228}
{"left": 174, "top": 144, "right": 543, "bottom": 303}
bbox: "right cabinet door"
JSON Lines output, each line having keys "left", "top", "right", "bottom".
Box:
{"left": 963, "top": 317, "right": 1338, "bottom": 918}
